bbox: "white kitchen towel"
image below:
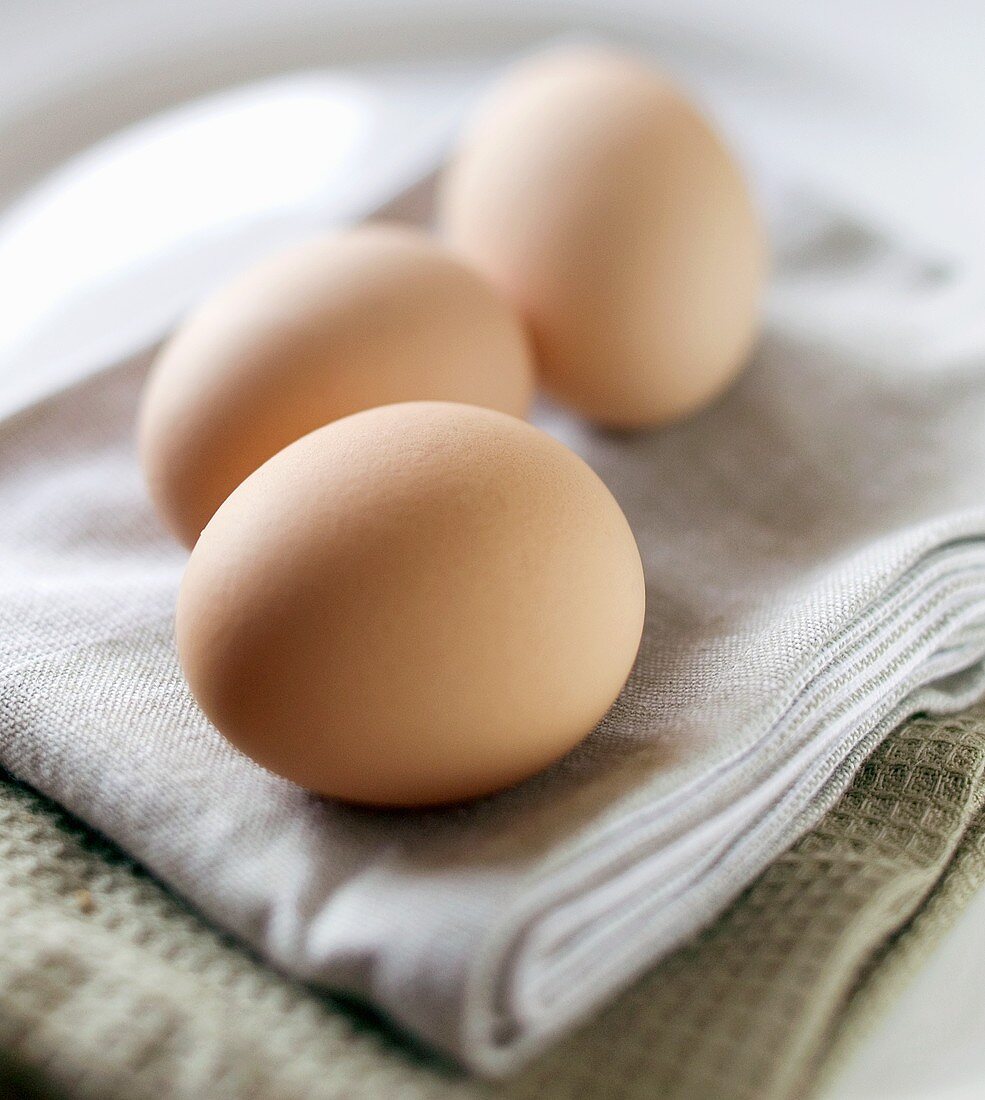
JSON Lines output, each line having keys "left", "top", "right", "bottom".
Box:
{"left": 4, "top": 3, "right": 985, "bottom": 1077}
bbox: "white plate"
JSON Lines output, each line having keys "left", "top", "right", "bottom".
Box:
{"left": 2, "top": 3, "right": 983, "bottom": 1096}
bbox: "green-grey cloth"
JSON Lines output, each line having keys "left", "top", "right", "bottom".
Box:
{"left": 3, "top": 703, "right": 983, "bottom": 1100}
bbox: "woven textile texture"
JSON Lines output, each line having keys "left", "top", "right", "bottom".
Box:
{"left": 3, "top": 704, "right": 983, "bottom": 1100}
{"left": 5, "top": 27, "right": 985, "bottom": 1066}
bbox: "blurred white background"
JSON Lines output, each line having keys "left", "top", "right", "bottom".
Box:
{"left": 2, "top": 2, "right": 983, "bottom": 1097}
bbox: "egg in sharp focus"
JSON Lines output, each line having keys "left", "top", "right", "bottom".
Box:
{"left": 138, "top": 224, "right": 535, "bottom": 547}
{"left": 438, "top": 46, "right": 767, "bottom": 429}
{"left": 176, "top": 401, "right": 646, "bottom": 807}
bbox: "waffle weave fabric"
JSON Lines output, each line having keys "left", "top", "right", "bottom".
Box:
{"left": 3, "top": 705, "right": 983, "bottom": 1100}
{"left": 6, "top": 200, "right": 985, "bottom": 1077}
{"left": 7, "top": 19, "right": 985, "bottom": 1066}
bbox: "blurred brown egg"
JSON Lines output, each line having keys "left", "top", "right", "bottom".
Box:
{"left": 138, "top": 224, "right": 534, "bottom": 547}
{"left": 439, "top": 46, "right": 766, "bottom": 429}
{"left": 176, "top": 401, "right": 645, "bottom": 807}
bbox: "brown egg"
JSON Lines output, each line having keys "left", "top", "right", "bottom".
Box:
{"left": 138, "top": 224, "right": 535, "bottom": 547}
{"left": 439, "top": 47, "right": 766, "bottom": 429}
{"left": 176, "top": 401, "right": 645, "bottom": 807}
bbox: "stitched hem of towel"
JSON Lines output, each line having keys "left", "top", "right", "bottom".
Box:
{"left": 508, "top": 708, "right": 985, "bottom": 1100}
{"left": 1, "top": 705, "right": 984, "bottom": 1100}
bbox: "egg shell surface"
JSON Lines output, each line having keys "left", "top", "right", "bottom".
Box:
{"left": 176, "top": 401, "right": 646, "bottom": 807}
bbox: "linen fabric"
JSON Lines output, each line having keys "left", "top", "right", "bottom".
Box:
{"left": 3, "top": 704, "right": 985, "bottom": 1099}
{"left": 4, "top": 6, "right": 985, "bottom": 1074}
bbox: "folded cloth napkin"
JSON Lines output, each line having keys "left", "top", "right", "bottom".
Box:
{"left": 4, "top": 30, "right": 985, "bottom": 1078}
{"left": 4, "top": 705, "right": 985, "bottom": 1100}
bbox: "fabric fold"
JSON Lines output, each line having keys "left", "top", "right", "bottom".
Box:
{"left": 4, "top": 32, "right": 985, "bottom": 1073}
{"left": 4, "top": 703, "right": 985, "bottom": 1099}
